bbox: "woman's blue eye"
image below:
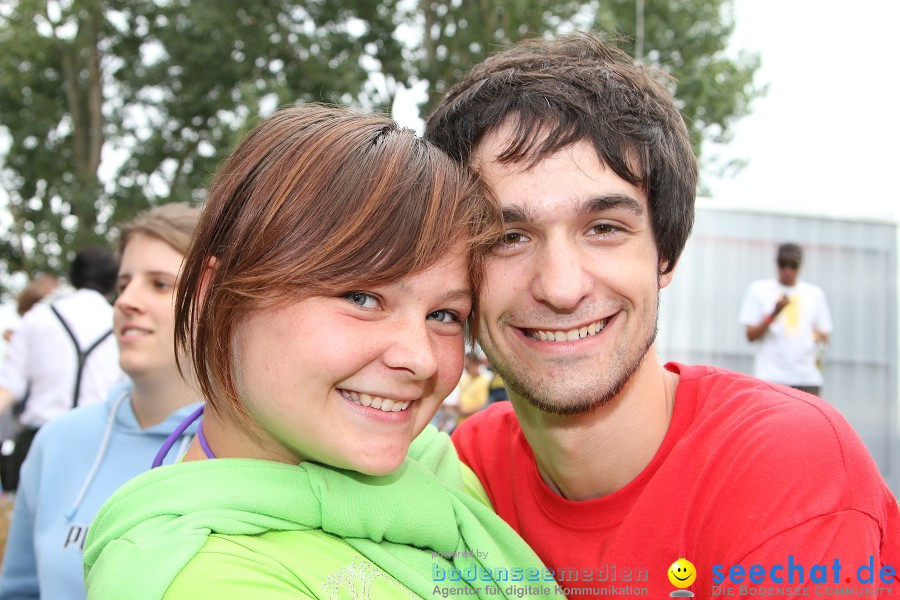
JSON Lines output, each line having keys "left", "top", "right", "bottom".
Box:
{"left": 343, "top": 292, "right": 379, "bottom": 309}
{"left": 427, "top": 310, "right": 461, "bottom": 324}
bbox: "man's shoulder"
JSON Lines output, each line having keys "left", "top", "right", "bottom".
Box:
{"left": 17, "top": 300, "right": 56, "bottom": 330}
{"left": 745, "top": 277, "right": 778, "bottom": 294}
{"left": 673, "top": 363, "right": 880, "bottom": 479}
{"left": 670, "top": 364, "right": 897, "bottom": 549}
{"left": 54, "top": 288, "right": 113, "bottom": 314}
{"left": 676, "top": 363, "right": 843, "bottom": 422}
{"left": 796, "top": 279, "right": 828, "bottom": 297}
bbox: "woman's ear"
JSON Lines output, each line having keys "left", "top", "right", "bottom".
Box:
{"left": 196, "top": 257, "right": 218, "bottom": 313}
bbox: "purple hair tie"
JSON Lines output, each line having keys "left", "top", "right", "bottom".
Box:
{"left": 197, "top": 418, "right": 215, "bottom": 459}
{"left": 152, "top": 405, "right": 216, "bottom": 467}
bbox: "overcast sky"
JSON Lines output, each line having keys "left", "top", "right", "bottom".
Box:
{"left": 396, "top": 0, "right": 900, "bottom": 221}
{"left": 702, "top": 0, "right": 900, "bottom": 220}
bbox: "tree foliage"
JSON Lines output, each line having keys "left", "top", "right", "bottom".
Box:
{"left": 592, "top": 0, "right": 760, "bottom": 155}
{"left": 0, "top": 0, "right": 761, "bottom": 296}
{"left": 0, "top": 0, "right": 395, "bottom": 283}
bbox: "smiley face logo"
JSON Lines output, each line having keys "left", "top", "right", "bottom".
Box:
{"left": 668, "top": 558, "right": 697, "bottom": 588}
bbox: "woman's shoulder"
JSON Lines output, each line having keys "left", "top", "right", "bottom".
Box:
{"left": 166, "top": 530, "right": 419, "bottom": 599}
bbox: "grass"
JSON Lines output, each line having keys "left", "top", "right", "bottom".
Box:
{"left": 0, "top": 493, "right": 12, "bottom": 566}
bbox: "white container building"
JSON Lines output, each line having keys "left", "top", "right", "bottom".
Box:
{"left": 658, "top": 199, "right": 900, "bottom": 494}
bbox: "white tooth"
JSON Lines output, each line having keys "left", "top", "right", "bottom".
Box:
{"left": 587, "top": 322, "right": 597, "bottom": 335}
{"left": 544, "top": 331, "right": 555, "bottom": 341}
{"left": 537, "top": 331, "right": 548, "bottom": 341}
{"left": 579, "top": 326, "right": 588, "bottom": 338}
{"left": 360, "top": 393, "right": 373, "bottom": 407}
{"left": 402, "top": 401, "right": 410, "bottom": 410}
{"left": 391, "top": 402, "right": 403, "bottom": 412}
{"left": 370, "top": 396, "right": 382, "bottom": 409}
{"left": 340, "top": 390, "right": 352, "bottom": 401}
{"left": 598, "top": 319, "right": 607, "bottom": 331}
{"left": 381, "top": 399, "right": 395, "bottom": 411}
{"left": 566, "top": 329, "right": 579, "bottom": 341}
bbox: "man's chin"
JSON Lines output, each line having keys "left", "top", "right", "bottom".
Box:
{"left": 511, "top": 383, "right": 617, "bottom": 417}
{"left": 489, "top": 347, "right": 652, "bottom": 418}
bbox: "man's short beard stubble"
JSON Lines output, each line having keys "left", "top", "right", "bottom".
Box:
{"left": 481, "top": 292, "right": 660, "bottom": 417}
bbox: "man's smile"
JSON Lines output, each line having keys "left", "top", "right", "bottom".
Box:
{"left": 524, "top": 317, "right": 610, "bottom": 342}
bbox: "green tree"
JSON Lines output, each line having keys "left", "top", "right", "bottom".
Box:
{"left": 410, "top": 0, "right": 760, "bottom": 161}
{"left": 592, "top": 0, "right": 761, "bottom": 162}
{"left": 0, "top": 0, "right": 399, "bottom": 290}
{"left": 414, "top": 0, "right": 588, "bottom": 111}
{"left": 0, "top": 0, "right": 760, "bottom": 296}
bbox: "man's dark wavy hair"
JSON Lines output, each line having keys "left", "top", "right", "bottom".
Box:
{"left": 426, "top": 32, "right": 697, "bottom": 274}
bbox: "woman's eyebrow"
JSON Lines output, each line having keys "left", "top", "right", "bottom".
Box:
{"left": 440, "top": 288, "right": 473, "bottom": 304}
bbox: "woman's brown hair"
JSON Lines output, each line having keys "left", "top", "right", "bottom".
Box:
{"left": 175, "top": 104, "right": 499, "bottom": 421}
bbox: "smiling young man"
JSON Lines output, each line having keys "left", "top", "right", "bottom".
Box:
{"left": 426, "top": 33, "right": 899, "bottom": 597}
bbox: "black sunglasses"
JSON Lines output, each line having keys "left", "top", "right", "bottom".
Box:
{"left": 778, "top": 260, "right": 800, "bottom": 270}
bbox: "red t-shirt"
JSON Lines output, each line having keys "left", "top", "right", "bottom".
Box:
{"left": 452, "top": 363, "right": 900, "bottom": 598}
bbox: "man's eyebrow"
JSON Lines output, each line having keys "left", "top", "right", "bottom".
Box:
{"left": 500, "top": 194, "right": 643, "bottom": 224}
{"left": 501, "top": 206, "right": 529, "bottom": 223}
{"left": 581, "top": 194, "right": 644, "bottom": 216}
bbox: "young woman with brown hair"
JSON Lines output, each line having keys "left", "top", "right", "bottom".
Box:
{"left": 83, "top": 106, "right": 556, "bottom": 599}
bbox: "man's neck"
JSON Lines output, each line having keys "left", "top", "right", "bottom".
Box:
{"left": 511, "top": 348, "right": 679, "bottom": 501}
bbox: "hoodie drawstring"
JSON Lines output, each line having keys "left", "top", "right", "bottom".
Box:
{"left": 65, "top": 389, "right": 129, "bottom": 520}
{"left": 65, "top": 392, "right": 195, "bottom": 521}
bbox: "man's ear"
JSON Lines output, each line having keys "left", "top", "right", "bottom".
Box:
{"left": 658, "top": 259, "right": 676, "bottom": 289}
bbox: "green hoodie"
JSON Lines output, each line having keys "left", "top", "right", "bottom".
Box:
{"left": 83, "top": 426, "right": 560, "bottom": 599}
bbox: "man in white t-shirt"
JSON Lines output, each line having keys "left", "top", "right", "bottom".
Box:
{"left": 739, "top": 242, "right": 833, "bottom": 395}
{"left": 0, "top": 247, "right": 124, "bottom": 490}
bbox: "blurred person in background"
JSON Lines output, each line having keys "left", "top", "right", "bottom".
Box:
{"left": 430, "top": 382, "right": 460, "bottom": 433}
{"left": 739, "top": 242, "right": 832, "bottom": 396}
{"left": 0, "top": 203, "right": 204, "bottom": 600}
{"left": 3, "top": 275, "right": 61, "bottom": 406}
{"left": 15, "top": 275, "right": 61, "bottom": 319}
{"left": 2, "top": 275, "right": 60, "bottom": 344}
{"left": 457, "top": 352, "right": 490, "bottom": 424}
{"left": 486, "top": 370, "right": 509, "bottom": 405}
{"left": 0, "top": 275, "right": 62, "bottom": 451}
{"left": 0, "top": 248, "right": 123, "bottom": 492}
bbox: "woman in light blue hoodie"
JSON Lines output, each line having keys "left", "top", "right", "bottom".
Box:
{"left": 0, "top": 204, "right": 204, "bottom": 600}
